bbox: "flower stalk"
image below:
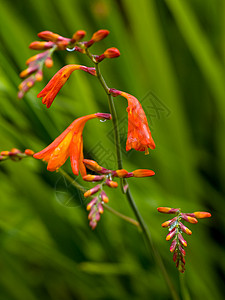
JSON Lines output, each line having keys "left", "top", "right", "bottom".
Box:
{"left": 84, "top": 47, "right": 179, "bottom": 300}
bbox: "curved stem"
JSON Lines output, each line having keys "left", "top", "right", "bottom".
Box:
{"left": 103, "top": 204, "right": 140, "bottom": 227}
{"left": 58, "top": 169, "right": 139, "bottom": 227}
{"left": 84, "top": 49, "right": 180, "bottom": 300}
{"left": 95, "top": 64, "right": 123, "bottom": 170}
{"left": 126, "top": 188, "right": 180, "bottom": 300}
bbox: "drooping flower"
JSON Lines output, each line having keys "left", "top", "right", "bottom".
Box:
{"left": 37, "top": 64, "right": 96, "bottom": 108}
{"left": 109, "top": 89, "right": 155, "bottom": 154}
{"left": 33, "top": 113, "right": 111, "bottom": 176}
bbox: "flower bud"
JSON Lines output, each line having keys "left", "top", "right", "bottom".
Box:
{"left": 89, "top": 220, "right": 97, "bottom": 230}
{"left": 179, "top": 245, "right": 186, "bottom": 256}
{"left": 45, "top": 57, "right": 53, "bottom": 68}
{"left": 113, "top": 169, "right": 129, "bottom": 178}
{"left": 180, "top": 256, "right": 185, "bottom": 264}
{"left": 179, "top": 222, "right": 192, "bottom": 235}
{"left": 166, "top": 228, "right": 176, "bottom": 241}
{"left": 95, "top": 212, "right": 101, "bottom": 222}
{"left": 82, "top": 174, "right": 105, "bottom": 182}
{"left": 105, "top": 179, "right": 118, "bottom": 188}
{"left": 71, "top": 30, "right": 86, "bottom": 42}
{"left": 161, "top": 220, "right": 173, "bottom": 228}
{"left": 86, "top": 197, "right": 98, "bottom": 211}
{"left": 173, "top": 252, "right": 178, "bottom": 262}
{"left": 88, "top": 208, "right": 96, "bottom": 220}
{"left": 170, "top": 239, "right": 177, "bottom": 252}
{"left": 1, "top": 151, "right": 9, "bottom": 156}
{"left": 35, "top": 70, "right": 43, "bottom": 81}
{"left": 100, "top": 191, "right": 109, "bottom": 203}
{"left": 20, "top": 65, "right": 39, "bottom": 78}
{"left": 38, "top": 31, "right": 61, "bottom": 42}
{"left": 97, "top": 202, "right": 104, "bottom": 214}
{"left": 10, "top": 148, "right": 21, "bottom": 155}
{"left": 84, "top": 184, "right": 101, "bottom": 198}
{"left": 178, "top": 233, "right": 187, "bottom": 247}
{"left": 24, "top": 149, "right": 34, "bottom": 156}
{"left": 193, "top": 211, "right": 212, "bottom": 218}
{"left": 85, "top": 30, "right": 110, "bottom": 47}
{"left": 92, "top": 29, "right": 109, "bottom": 41}
{"left": 83, "top": 159, "right": 103, "bottom": 172}
{"left": 157, "top": 207, "right": 179, "bottom": 214}
{"left": 132, "top": 169, "right": 155, "bottom": 178}
{"left": 181, "top": 213, "right": 198, "bottom": 224}
{"left": 104, "top": 47, "right": 120, "bottom": 58}
{"left": 26, "top": 52, "right": 46, "bottom": 65}
{"left": 29, "top": 41, "right": 54, "bottom": 50}
{"left": 56, "top": 40, "right": 70, "bottom": 50}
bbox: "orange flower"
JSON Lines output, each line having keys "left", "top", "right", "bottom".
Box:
{"left": 37, "top": 64, "right": 96, "bottom": 108}
{"left": 110, "top": 89, "right": 155, "bottom": 154}
{"left": 33, "top": 113, "right": 111, "bottom": 176}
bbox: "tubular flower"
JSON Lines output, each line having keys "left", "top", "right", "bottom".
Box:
{"left": 37, "top": 64, "right": 96, "bottom": 108}
{"left": 33, "top": 113, "right": 111, "bottom": 176}
{"left": 109, "top": 89, "right": 155, "bottom": 154}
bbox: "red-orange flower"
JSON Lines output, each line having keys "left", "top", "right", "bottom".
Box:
{"left": 110, "top": 89, "right": 155, "bottom": 154}
{"left": 33, "top": 113, "right": 111, "bottom": 176}
{"left": 37, "top": 64, "right": 96, "bottom": 108}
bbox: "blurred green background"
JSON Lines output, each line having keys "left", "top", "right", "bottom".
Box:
{"left": 0, "top": 0, "right": 224, "bottom": 299}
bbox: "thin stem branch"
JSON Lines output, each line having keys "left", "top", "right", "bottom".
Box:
{"left": 126, "top": 188, "right": 180, "bottom": 300}
{"left": 58, "top": 168, "right": 86, "bottom": 193}
{"left": 95, "top": 64, "right": 123, "bottom": 170}
{"left": 103, "top": 204, "right": 140, "bottom": 227}
{"left": 58, "top": 168, "right": 139, "bottom": 227}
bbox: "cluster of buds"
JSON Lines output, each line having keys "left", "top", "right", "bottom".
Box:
{"left": 157, "top": 207, "right": 211, "bottom": 272}
{"left": 18, "top": 29, "right": 120, "bottom": 99}
{"left": 0, "top": 148, "right": 34, "bottom": 162}
{"left": 83, "top": 159, "right": 155, "bottom": 229}
{"left": 18, "top": 30, "right": 86, "bottom": 99}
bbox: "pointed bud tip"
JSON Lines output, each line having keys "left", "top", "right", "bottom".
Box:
{"left": 24, "top": 149, "right": 34, "bottom": 156}
{"left": 193, "top": 211, "right": 211, "bottom": 218}
{"left": 104, "top": 47, "right": 120, "bottom": 58}
{"left": 132, "top": 169, "right": 155, "bottom": 178}
{"left": 92, "top": 29, "right": 110, "bottom": 42}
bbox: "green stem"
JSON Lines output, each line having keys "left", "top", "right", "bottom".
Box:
{"left": 58, "top": 168, "right": 86, "bottom": 193}
{"left": 103, "top": 204, "right": 140, "bottom": 227}
{"left": 95, "top": 64, "right": 123, "bottom": 170}
{"left": 179, "top": 273, "right": 191, "bottom": 300}
{"left": 84, "top": 51, "right": 180, "bottom": 300}
{"left": 126, "top": 188, "right": 180, "bottom": 300}
{"left": 85, "top": 48, "right": 123, "bottom": 170}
